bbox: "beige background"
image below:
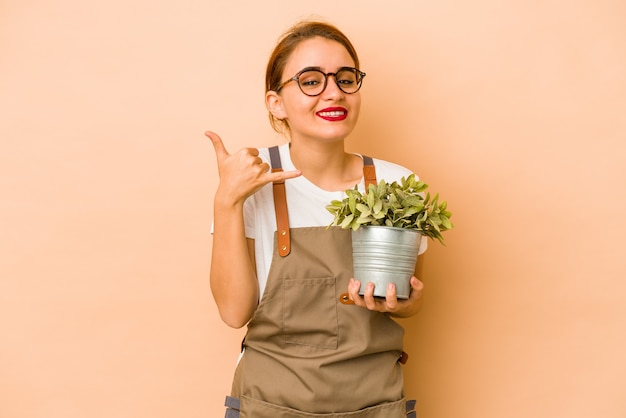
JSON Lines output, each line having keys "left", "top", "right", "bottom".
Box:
{"left": 2, "top": 1, "right": 625, "bottom": 417}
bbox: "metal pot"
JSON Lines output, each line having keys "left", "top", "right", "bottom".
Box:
{"left": 351, "top": 226, "right": 422, "bottom": 299}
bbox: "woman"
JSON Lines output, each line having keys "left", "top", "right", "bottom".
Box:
{"left": 207, "top": 20, "right": 425, "bottom": 418}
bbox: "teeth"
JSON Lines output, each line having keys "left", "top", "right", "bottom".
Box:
{"left": 319, "top": 111, "right": 345, "bottom": 117}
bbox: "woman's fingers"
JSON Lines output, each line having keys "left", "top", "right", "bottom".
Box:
{"left": 266, "top": 168, "right": 302, "bottom": 183}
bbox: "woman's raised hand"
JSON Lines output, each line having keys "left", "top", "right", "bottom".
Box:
{"left": 205, "top": 131, "right": 302, "bottom": 206}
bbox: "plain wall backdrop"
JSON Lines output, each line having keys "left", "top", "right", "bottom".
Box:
{"left": 1, "top": 1, "right": 625, "bottom": 417}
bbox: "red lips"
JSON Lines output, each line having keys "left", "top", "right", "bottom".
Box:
{"left": 316, "top": 107, "right": 348, "bottom": 121}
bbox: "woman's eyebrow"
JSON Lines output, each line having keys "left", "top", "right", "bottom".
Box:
{"left": 298, "top": 66, "right": 323, "bottom": 72}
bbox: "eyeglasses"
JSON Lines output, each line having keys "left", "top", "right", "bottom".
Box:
{"left": 276, "top": 66, "right": 366, "bottom": 96}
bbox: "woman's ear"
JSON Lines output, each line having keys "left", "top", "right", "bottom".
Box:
{"left": 266, "top": 91, "right": 287, "bottom": 120}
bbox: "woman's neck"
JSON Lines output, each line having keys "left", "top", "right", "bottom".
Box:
{"left": 289, "top": 140, "right": 363, "bottom": 191}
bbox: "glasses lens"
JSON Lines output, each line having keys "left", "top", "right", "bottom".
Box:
{"left": 335, "top": 68, "right": 361, "bottom": 93}
{"left": 298, "top": 70, "right": 326, "bottom": 95}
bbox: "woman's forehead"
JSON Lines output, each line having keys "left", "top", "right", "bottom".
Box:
{"left": 284, "top": 37, "right": 355, "bottom": 74}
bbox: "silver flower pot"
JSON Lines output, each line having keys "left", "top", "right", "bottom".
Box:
{"left": 351, "top": 226, "right": 422, "bottom": 299}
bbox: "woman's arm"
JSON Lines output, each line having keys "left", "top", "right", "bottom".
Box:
{"left": 206, "top": 131, "right": 301, "bottom": 328}
{"left": 211, "top": 197, "right": 259, "bottom": 328}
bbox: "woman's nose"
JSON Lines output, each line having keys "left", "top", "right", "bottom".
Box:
{"left": 320, "top": 74, "right": 344, "bottom": 98}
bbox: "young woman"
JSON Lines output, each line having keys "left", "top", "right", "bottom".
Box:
{"left": 207, "top": 20, "right": 425, "bottom": 418}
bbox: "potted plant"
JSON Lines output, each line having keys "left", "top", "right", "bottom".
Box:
{"left": 326, "top": 174, "right": 453, "bottom": 298}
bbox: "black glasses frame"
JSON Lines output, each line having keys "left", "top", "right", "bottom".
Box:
{"left": 275, "top": 66, "right": 366, "bottom": 96}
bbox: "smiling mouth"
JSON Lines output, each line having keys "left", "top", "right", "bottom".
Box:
{"left": 317, "top": 108, "right": 348, "bottom": 120}
{"left": 318, "top": 110, "right": 346, "bottom": 117}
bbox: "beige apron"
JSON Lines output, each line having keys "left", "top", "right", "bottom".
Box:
{"left": 224, "top": 147, "right": 416, "bottom": 418}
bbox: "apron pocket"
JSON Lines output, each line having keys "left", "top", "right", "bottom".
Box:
{"left": 282, "top": 276, "right": 338, "bottom": 349}
{"left": 240, "top": 395, "right": 408, "bottom": 418}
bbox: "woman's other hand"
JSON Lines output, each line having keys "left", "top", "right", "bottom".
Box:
{"left": 347, "top": 276, "right": 424, "bottom": 318}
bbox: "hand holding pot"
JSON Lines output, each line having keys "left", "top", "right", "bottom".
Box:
{"left": 348, "top": 276, "right": 424, "bottom": 318}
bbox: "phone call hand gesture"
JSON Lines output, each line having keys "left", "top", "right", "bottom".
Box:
{"left": 205, "top": 131, "right": 302, "bottom": 206}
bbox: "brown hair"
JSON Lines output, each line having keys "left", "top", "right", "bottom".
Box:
{"left": 265, "top": 21, "right": 360, "bottom": 134}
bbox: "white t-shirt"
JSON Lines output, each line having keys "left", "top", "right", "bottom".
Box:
{"left": 243, "top": 143, "right": 428, "bottom": 297}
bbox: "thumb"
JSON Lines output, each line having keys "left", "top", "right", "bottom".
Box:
{"left": 204, "top": 131, "right": 229, "bottom": 160}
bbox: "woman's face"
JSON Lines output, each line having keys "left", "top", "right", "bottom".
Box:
{"left": 268, "top": 37, "right": 362, "bottom": 144}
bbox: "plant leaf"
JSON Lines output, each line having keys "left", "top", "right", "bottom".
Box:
{"left": 339, "top": 214, "right": 354, "bottom": 229}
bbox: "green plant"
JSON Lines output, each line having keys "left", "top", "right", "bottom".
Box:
{"left": 326, "top": 174, "right": 453, "bottom": 244}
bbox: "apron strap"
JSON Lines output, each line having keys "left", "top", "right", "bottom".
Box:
{"left": 224, "top": 396, "right": 240, "bottom": 418}
{"left": 223, "top": 396, "right": 416, "bottom": 417}
{"left": 269, "top": 146, "right": 291, "bottom": 257}
{"left": 406, "top": 399, "right": 417, "bottom": 417}
{"left": 362, "top": 155, "right": 377, "bottom": 192}
{"left": 268, "top": 147, "right": 379, "bottom": 258}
